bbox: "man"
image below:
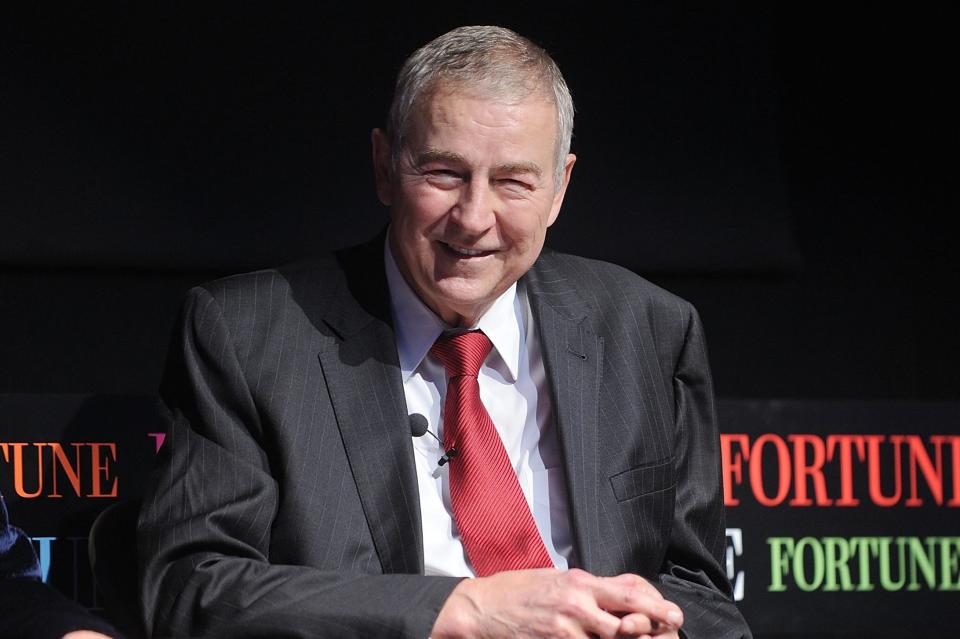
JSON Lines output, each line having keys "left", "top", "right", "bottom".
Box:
{"left": 139, "top": 26, "right": 751, "bottom": 638}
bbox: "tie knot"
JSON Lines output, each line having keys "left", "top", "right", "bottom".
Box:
{"left": 430, "top": 330, "right": 493, "bottom": 378}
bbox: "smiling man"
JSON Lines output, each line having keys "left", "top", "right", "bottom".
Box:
{"left": 139, "top": 26, "right": 751, "bottom": 638}
{"left": 374, "top": 88, "right": 573, "bottom": 329}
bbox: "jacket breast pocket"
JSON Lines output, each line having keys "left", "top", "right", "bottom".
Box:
{"left": 609, "top": 458, "right": 676, "bottom": 503}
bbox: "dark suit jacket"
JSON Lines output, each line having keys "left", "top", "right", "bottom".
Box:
{"left": 138, "top": 235, "right": 751, "bottom": 638}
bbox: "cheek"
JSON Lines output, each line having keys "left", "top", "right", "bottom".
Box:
{"left": 402, "top": 185, "right": 457, "bottom": 223}
{"left": 499, "top": 207, "right": 552, "bottom": 250}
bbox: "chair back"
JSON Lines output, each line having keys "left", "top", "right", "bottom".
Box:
{"left": 89, "top": 497, "right": 145, "bottom": 639}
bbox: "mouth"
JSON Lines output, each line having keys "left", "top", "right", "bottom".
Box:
{"left": 438, "top": 241, "right": 497, "bottom": 258}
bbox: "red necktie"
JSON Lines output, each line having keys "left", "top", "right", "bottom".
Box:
{"left": 430, "top": 330, "right": 553, "bottom": 576}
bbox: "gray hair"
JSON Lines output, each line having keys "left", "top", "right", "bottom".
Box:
{"left": 387, "top": 25, "right": 574, "bottom": 188}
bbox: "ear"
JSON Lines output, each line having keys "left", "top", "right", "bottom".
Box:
{"left": 371, "top": 128, "right": 393, "bottom": 206}
{"left": 547, "top": 153, "right": 576, "bottom": 227}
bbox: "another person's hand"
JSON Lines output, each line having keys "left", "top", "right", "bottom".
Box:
{"left": 431, "top": 568, "right": 683, "bottom": 638}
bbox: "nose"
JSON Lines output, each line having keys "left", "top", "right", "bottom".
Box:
{"left": 450, "top": 177, "right": 495, "bottom": 236}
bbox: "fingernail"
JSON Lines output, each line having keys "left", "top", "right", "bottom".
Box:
{"left": 621, "top": 619, "right": 634, "bottom": 634}
{"left": 667, "top": 610, "right": 683, "bottom": 625}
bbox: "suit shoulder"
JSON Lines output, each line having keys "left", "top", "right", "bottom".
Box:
{"left": 531, "top": 251, "right": 704, "bottom": 364}
{"left": 172, "top": 253, "right": 350, "bottom": 345}
{"left": 192, "top": 254, "right": 342, "bottom": 302}
{"left": 195, "top": 253, "right": 340, "bottom": 298}
{"left": 536, "top": 250, "right": 696, "bottom": 316}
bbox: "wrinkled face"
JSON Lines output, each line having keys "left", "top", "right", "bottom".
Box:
{"left": 373, "top": 89, "right": 575, "bottom": 326}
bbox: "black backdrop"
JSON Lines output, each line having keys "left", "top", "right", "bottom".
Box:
{"left": 2, "top": 4, "right": 956, "bottom": 399}
{"left": 1, "top": 3, "right": 957, "bottom": 637}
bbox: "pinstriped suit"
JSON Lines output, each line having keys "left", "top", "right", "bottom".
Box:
{"left": 138, "top": 233, "right": 751, "bottom": 638}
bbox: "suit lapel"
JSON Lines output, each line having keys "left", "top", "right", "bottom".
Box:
{"left": 524, "top": 255, "right": 604, "bottom": 573}
{"left": 316, "top": 236, "right": 423, "bottom": 574}
{"left": 313, "top": 240, "right": 604, "bottom": 575}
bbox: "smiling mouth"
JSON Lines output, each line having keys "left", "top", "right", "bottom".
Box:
{"left": 439, "top": 241, "right": 496, "bottom": 258}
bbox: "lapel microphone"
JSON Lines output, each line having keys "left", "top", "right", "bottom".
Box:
{"left": 408, "top": 414, "right": 459, "bottom": 466}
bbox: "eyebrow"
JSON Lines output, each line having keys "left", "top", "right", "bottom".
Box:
{"left": 416, "top": 148, "right": 543, "bottom": 179}
{"left": 416, "top": 148, "right": 466, "bottom": 166}
{"left": 495, "top": 161, "right": 543, "bottom": 178}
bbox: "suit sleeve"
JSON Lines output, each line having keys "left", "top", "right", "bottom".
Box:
{"left": 656, "top": 305, "right": 752, "bottom": 639}
{"left": 138, "top": 286, "right": 460, "bottom": 638}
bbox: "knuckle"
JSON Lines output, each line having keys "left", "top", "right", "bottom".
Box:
{"left": 564, "top": 567, "right": 592, "bottom": 587}
{"left": 619, "top": 572, "right": 644, "bottom": 586}
{"left": 624, "top": 616, "right": 653, "bottom": 634}
{"left": 621, "top": 590, "right": 642, "bottom": 608}
{"left": 543, "top": 616, "right": 577, "bottom": 638}
{"left": 557, "top": 593, "right": 590, "bottom": 618}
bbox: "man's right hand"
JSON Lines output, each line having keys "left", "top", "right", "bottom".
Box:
{"left": 430, "top": 568, "right": 683, "bottom": 638}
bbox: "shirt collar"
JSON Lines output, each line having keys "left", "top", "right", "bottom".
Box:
{"left": 384, "top": 235, "right": 523, "bottom": 383}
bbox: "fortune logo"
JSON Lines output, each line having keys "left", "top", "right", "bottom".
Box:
{"left": 768, "top": 536, "right": 960, "bottom": 592}
{"left": 721, "top": 433, "right": 960, "bottom": 508}
{"left": 0, "top": 442, "right": 118, "bottom": 498}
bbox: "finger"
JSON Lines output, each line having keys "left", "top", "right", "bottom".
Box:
{"left": 617, "top": 630, "right": 678, "bottom": 639}
{"left": 592, "top": 581, "right": 683, "bottom": 628}
{"left": 615, "top": 612, "right": 656, "bottom": 636}
{"left": 618, "top": 612, "right": 682, "bottom": 636}
{"left": 578, "top": 608, "right": 621, "bottom": 639}
{"left": 605, "top": 573, "right": 663, "bottom": 599}
{"left": 561, "top": 598, "right": 624, "bottom": 639}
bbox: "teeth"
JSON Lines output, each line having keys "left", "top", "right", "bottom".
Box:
{"left": 447, "top": 244, "right": 485, "bottom": 256}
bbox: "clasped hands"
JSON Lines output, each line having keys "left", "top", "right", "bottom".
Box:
{"left": 432, "top": 568, "right": 683, "bottom": 639}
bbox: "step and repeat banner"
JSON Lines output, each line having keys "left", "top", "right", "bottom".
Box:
{"left": 1, "top": 395, "right": 957, "bottom": 636}
{"left": 0, "top": 395, "right": 162, "bottom": 608}
{"left": 719, "top": 400, "right": 958, "bottom": 636}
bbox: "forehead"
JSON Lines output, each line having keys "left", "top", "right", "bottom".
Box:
{"left": 408, "top": 88, "right": 558, "bottom": 159}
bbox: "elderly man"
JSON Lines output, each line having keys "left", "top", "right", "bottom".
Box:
{"left": 139, "top": 26, "right": 751, "bottom": 638}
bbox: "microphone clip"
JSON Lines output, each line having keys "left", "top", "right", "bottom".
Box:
{"left": 437, "top": 448, "right": 458, "bottom": 466}
{"left": 409, "top": 413, "right": 458, "bottom": 467}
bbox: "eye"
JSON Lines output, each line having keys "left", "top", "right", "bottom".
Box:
{"left": 424, "top": 170, "right": 463, "bottom": 189}
{"left": 498, "top": 178, "right": 533, "bottom": 194}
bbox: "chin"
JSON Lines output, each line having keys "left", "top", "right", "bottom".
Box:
{"left": 431, "top": 281, "right": 497, "bottom": 322}
{"left": 437, "top": 276, "right": 495, "bottom": 300}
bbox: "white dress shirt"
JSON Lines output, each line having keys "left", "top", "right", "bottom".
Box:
{"left": 384, "top": 239, "right": 573, "bottom": 577}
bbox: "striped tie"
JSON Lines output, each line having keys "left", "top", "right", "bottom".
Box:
{"left": 430, "top": 330, "right": 553, "bottom": 576}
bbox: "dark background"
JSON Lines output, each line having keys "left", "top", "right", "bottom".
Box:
{"left": 2, "top": 4, "right": 956, "bottom": 401}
